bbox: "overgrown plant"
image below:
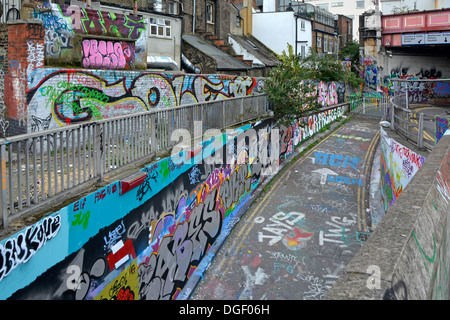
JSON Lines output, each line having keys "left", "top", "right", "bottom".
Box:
{"left": 264, "top": 45, "right": 321, "bottom": 125}
{"left": 265, "top": 44, "right": 362, "bottom": 125}
{"left": 338, "top": 41, "right": 364, "bottom": 88}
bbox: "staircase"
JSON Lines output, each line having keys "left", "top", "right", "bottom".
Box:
{"left": 198, "top": 31, "right": 254, "bottom": 67}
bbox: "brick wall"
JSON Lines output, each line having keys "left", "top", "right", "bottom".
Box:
{"left": 0, "top": 24, "right": 8, "bottom": 138}
{"left": 5, "top": 20, "right": 45, "bottom": 137}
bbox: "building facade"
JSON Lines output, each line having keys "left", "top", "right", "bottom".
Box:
{"left": 252, "top": 10, "right": 312, "bottom": 57}
{"left": 302, "top": 0, "right": 377, "bottom": 42}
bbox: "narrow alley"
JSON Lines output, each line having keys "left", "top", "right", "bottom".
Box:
{"left": 191, "top": 116, "right": 381, "bottom": 300}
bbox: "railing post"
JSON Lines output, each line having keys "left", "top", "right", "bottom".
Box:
{"left": 222, "top": 100, "right": 226, "bottom": 130}
{"left": 95, "top": 122, "right": 104, "bottom": 182}
{"left": 1, "top": 144, "right": 7, "bottom": 229}
{"left": 151, "top": 113, "right": 157, "bottom": 154}
{"left": 418, "top": 113, "right": 424, "bottom": 149}
{"left": 405, "top": 87, "right": 409, "bottom": 109}
{"left": 390, "top": 102, "right": 395, "bottom": 131}
{"left": 240, "top": 97, "right": 244, "bottom": 117}
{"left": 363, "top": 96, "right": 366, "bottom": 114}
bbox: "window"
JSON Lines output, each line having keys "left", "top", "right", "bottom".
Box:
{"left": 149, "top": 18, "right": 172, "bottom": 38}
{"left": 169, "top": 2, "right": 178, "bottom": 15}
{"left": 317, "top": 36, "right": 322, "bottom": 49}
{"left": 236, "top": 16, "right": 241, "bottom": 27}
{"left": 331, "top": 2, "right": 343, "bottom": 7}
{"left": 356, "top": 1, "right": 365, "bottom": 8}
{"left": 300, "top": 20, "right": 305, "bottom": 30}
{"left": 301, "top": 45, "right": 306, "bottom": 59}
{"left": 317, "top": 3, "right": 329, "bottom": 11}
{"left": 206, "top": 3, "right": 214, "bottom": 23}
{"left": 324, "top": 37, "right": 328, "bottom": 52}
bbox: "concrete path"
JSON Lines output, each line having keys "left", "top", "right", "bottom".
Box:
{"left": 190, "top": 116, "right": 381, "bottom": 300}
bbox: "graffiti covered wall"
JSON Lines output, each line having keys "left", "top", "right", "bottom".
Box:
{"left": 28, "top": 3, "right": 147, "bottom": 70}
{"left": 380, "top": 127, "right": 426, "bottom": 212}
{"left": 26, "top": 69, "right": 262, "bottom": 130}
{"left": 0, "top": 105, "right": 345, "bottom": 300}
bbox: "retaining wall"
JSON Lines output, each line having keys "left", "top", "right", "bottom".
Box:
{"left": 325, "top": 130, "right": 450, "bottom": 300}
{"left": 0, "top": 104, "right": 346, "bottom": 300}
{"left": 380, "top": 127, "right": 426, "bottom": 213}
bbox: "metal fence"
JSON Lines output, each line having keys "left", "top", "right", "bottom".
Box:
{"left": 346, "top": 91, "right": 438, "bottom": 150}
{"left": 0, "top": 94, "right": 268, "bottom": 228}
{"left": 387, "top": 93, "right": 436, "bottom": 151}
{"left": 346, "top": 93, "right": 389, "bottom": 118}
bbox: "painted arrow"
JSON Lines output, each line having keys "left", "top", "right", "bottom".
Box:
{"left": 312, "top": 168, "right": 339, "bottom": 185}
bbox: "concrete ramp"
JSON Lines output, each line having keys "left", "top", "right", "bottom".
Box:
{"left": 325, "top": 132, "right": 450, "bottom": 300}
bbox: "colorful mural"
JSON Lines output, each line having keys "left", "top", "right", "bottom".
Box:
{"left": 380, "top": 128, "right": 426, "bottom": 212}
{"left": 31, "top": 3, "right": 147, "bottom": 69}
{"left": 26, "top": 69, "right": 260, "bottom": 130}
{"left": 0, "top": 105, "right": 345, "bottom": 300}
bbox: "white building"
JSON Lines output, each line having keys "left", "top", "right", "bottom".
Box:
{"left": 252, "top": 10, "right": 313, "bottom": 57}
{"left": 302, "top": 0, "right": 377, "bottom": 42}
{"left": 380, "top": 0, "right": 450, "bottom": 14}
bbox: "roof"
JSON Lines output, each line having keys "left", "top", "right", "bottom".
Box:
{"left": 182, "top": 34, "right": 250, "bottom": 71}
{"left": 228, "top": 34, "right": 281, "bottom": 68}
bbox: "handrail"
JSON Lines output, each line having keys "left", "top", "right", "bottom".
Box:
{"left": 0, "top": 94, "right": 268, "bottom": 228}
{"left": 388, "top": 93, "right": 435, "bottom": 151}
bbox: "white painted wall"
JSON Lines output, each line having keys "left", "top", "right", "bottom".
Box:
{"left": 252, "top": 11, "right": 312, "bottom": 56}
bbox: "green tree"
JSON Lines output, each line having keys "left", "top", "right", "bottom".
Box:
{"left": 265, "top": 44, "right": 362, "bottom": 124}
{"left": 339, "top": 41, "right": 364, "bottom": 87}
{"left": 264, "top": 44, "right": 321, "bottom": 125}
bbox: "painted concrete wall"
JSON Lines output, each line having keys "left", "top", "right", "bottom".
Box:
{"left": 26, "top": 69, "right": 263, "bottom": 131}
{"left": 325, "top": 129, "right": 450, "bottom": 300}
{"left": 0, "top": 104, "right": 346, "bottom": 300}
{"left": 380, "top": 127, "right": 426, "bottom": 212}
{"left": 26, "top": 3, "right": 148, "bottom": 70}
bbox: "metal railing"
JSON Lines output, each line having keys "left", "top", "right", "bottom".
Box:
{"left": 346, "top": 93, "right": 389, "bottom": 119}
{"left": 387, "top": 93, "right": 436, "bottom": 151}
{"left": 0, "top": 94, "right": 268, "bottom": 228}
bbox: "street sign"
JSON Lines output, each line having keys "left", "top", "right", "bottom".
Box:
{"left": 401, "top": 32, "right": 450, "bottom": 45}
{"left": 402, "top": 34, "right": 425, "bottom": 45}
{"left": 425, "top": 33, "right": 450, "bottom": 44}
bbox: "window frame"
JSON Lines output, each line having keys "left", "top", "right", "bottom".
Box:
{"left": 206, "top": 3, "right": 214, "bottom": 24}
{"left": 149, "top": 17, "right": 172, "bottom": 39}
{"left": 356, "top": 1, "right": 365, "bottom": 9}
{"left": 169, "top": 1, "right": 178, "bottom": 15}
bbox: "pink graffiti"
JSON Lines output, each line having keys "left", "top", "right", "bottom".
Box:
{"left": 391, "top": 140, "right": 425, "bottom": 169}
{"left": 317, "top": 82, "right": 338, "bottom": 107}
{"left": 82, "top": 39, "right": 132, "bottom": 70}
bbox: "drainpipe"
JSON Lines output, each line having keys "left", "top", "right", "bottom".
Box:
{"left": 193, "top": 0, "right": 196, "bottom": 33}
{"left": 147, "top": 56, "right": 180, "bottom": 71}
{"left": 295, "top": 14, "right": 298, "bottom": 56}
{"left": 181, "top": 54, "right": 201, "bottom": 73}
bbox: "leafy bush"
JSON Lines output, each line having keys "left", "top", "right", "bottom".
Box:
{"left": 265, "top": 43, "right": 363, "bottom": 124}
